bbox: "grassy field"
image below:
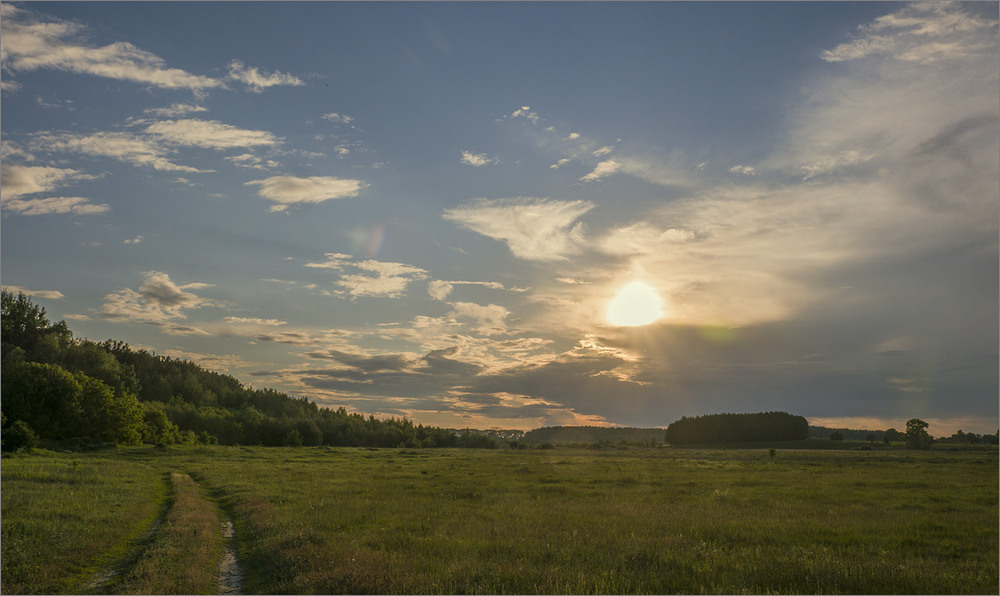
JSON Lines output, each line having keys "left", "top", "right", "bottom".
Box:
{"left": 2, "top": 444, "right": 997, "bottom": 594}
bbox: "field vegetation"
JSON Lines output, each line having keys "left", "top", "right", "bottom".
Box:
{"left": 2, "top": 445, "right": 996, "bottom": 594}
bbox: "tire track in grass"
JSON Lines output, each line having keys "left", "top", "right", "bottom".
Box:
{"left": 218, "top": 516, "right": 244, "bottom": 594}
{"left": 86, "top": 472, "right": 245, "bottom": 594}
{"left": 82, "top": 472, "right": 174, "bottom": 593}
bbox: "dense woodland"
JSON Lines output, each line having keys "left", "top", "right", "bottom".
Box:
{"left": 1, "top": 291, "right": 494, "bottom": 451}
{"left": 664, "top": 412, "right": 810, "bottom": 445}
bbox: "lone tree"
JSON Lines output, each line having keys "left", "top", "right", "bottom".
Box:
{"left": 905, "top": 418, "right": 932, "bottom": 450}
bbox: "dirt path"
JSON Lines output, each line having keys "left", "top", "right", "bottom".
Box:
{"left": 82, "top": 472, "right": 245, "bottom": 595}
{"left": 218, "top": 516, "right": 245, "bottom": 594}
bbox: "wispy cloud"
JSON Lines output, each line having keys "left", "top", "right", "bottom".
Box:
{"left": 145, "top": 119, "right": 280, "bottom": 150}
{"left": 144, "top": 103, "right": 207, "bottom": 118}
{"left": 427, "top": 279, "right": 507, "bottom": 301}
{"left": 448, "top": 301, "right": 510, "bottom": 336}
{"left": 443, "top": 197, "right": 594, "bottom": 261}
{"left": 245, "top": 175, "right": 368, "bottom": 212}
{"left": 821, "top": 3, "right": 998, "bottom": 64}
{"left": 3, "top": 195, "right": 109, "bottom": 216}
{"left": 322, "top": 112, "right": 355, "bottom": 125}
{"left": 579, "top": 159, "right": 620, "bottom": 182}
{"left": 508, "top": 105, "right": 540, "bottom": 124}
{"left": 0, "top": 4, "right": 222, "bottom": 91}
{"left": 226, "top": 59, "right": 304, "bottom": 93}
{"left": 459, "top": 150, "right": 498, "bottom": 167}
{"left": 304, "top": 253, "right": 428, "bottom": 298}
{"left": 2, "top": 285, "right": 65, "bottom": 300}
{"left": 31, "top": 131, "right": 209, "bottom": 173}
{"left": 222, "top": 316, "right": 287, "bottom": 327}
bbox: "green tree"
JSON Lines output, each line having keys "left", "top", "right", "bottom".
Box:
{"left": 76, "top": 375, "right": 144, "bottom": 445}
{"left": 1, "top": 361, "right": 83, "bottom": 440}
{"left": 1, "top": 290, "right": 72, "bottom": 362}
{"left": 830, "top": 431, "right": 844, "bottom": 441}
{"left": 905, "top": 418, "right": 932, "bottom": 450}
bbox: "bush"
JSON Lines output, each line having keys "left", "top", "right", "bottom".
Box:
{"left": 3, "top": 420, "right": 39, "bottom": 452}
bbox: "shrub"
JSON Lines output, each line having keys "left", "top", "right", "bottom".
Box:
{"left": 2, "top": 420, "right": 39, "bottom": 452}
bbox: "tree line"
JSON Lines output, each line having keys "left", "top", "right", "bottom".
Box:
{"left": 521, "top": 426, "right": 663, "bottom": 445}
{"left": 1, "top": 291, "right": 495, "bottom": 451}
{"left": 664, "top": 411, "right": 809, "bottom": 445}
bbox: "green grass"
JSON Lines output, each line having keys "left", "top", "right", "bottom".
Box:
{"left": 0, "top": 449, "right": 165, "bottom": 594}
{"left": 3, "top": 445, "right": 997, "bottom": 594}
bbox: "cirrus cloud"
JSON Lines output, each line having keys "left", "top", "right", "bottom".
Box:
{"left": 443, "top": 197, "right": 594, "bottom": 261}
{"left": 0, "top": 4, "right": 222, "bottom": 91}
{"left": 226, "top": 59, "right": 304, "bottom": 93}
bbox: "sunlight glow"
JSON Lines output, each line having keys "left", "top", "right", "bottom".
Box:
{"left": 606, "top": 281, "right": 664, "bottom": 327}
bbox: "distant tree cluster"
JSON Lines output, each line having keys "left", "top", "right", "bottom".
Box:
{"left": 664, "top": 411, "right": 809, "bottom": 445}
{"left": 935, "top": 428, "right": 999, "bottom": 445}
{"left": 522, "top": 426, "right": 663, "bottom": 445}
{"left": 1, "top": 291, "right": 488, "bottom": 451}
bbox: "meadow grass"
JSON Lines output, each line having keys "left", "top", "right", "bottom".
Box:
{"left": 2, "top": 445, "right": 997, "bottom": 594}
{"left": 0, "top": 449, "right": 165, "bottom": 594}
{"left": 176, "top": 446, "right": 997, "bottom": 594}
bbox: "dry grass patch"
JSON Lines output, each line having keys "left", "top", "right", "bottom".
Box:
{"left": 109, "top": 472, "right": 222, "bottom": 595}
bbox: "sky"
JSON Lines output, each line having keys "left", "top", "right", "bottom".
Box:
{"left": 2, "top": 2, "right": 998, "bottom": 436}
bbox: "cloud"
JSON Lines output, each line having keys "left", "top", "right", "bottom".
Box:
{"left": 246, "top": 175, "right": 367, "bottom": 212}
{"left": 579, "top": 159, "right": 620, "bottom": 182}
{"left": 0, "top": 164, "right": 97, "bottom": 199}
{"left": 123, "top": 235, "right": 144, "bottom": 244}
{"left": 102, "top": 271, "right": 219, "bottom": 325}
{"left": 2, "top": 285, "right": 65, "bottom": 300}
{"left": 145, "top": 119, "right": 279, "bottom": 150}
{"left": 509, "top": 105, "right": 540, "bottom": 124}
{"left": 156, "top": 349, "right": 251, "bottom": 374}
{"left": 448, "top": 301, "right": 510, "bottom": 336}
{"left": 459, "top": 151, "right": 498, "bottom": 167}
{"left": 428, "top": 279, "right": 507, "bottom": 301}
{"left": 226, "top": 59, "right": 304, "bottom": 93}
{"left": 443, "top": 197, "right": 594, "bottom": 261}
{"left": 225, "top": 153, "right": 279, "bottom": 170}
{"left": 549, "top": 158, "right": 572, "bottom": 169}
{"left": 144, "top": 103, "right": 207, "bottom": 118}
{"left": 3, "top": 195, "right": 109, "bottom": 216}
{"left": 31, "top": 131, "right": 208, "bottom": 173}
{"left": 599, "top": 222, "right": 699, "bottom": 256}
{"left": 427, "top": 280, "right": 454, "bottom": 301}
{"left": 0, "top": 5, "right": 221, "bottom": 91}
{"left": 304, "top": 253, "right": 428, "bottom": 298}
{"left": 729, "top": 165, "right": 756, "bottom": 176}
{"left": 222, "top": 316, "right": 286, "bottom": 327}
{"left": 253, "top": 331, "right": 317, "bottom": 346}
{"left": 322, "top": 113, "right": 355, "bottom": 125}
{"left": 821, "top": 3, "right": 998, "bottom": 64}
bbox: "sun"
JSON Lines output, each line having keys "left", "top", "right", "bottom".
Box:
{"left": 606, "top": 281, "right": 664, "bottom": 327}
